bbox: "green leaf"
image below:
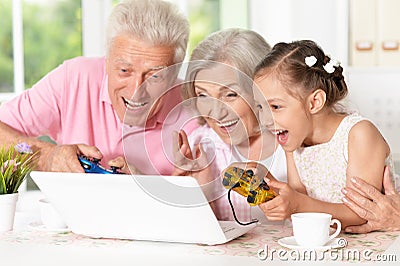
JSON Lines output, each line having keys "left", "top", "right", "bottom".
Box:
{"left": 0, "top": 143, "right": 37, "bottom": 194}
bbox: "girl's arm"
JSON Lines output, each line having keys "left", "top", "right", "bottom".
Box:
{"left": 259, "top": 178, "right": 365, "bottom": 228}
{"left": 347, "top": 120, "right": 388, "bottom": 196}
{"left": 269, "top": 151, "right": 358, "bottom": 224}
{"left": 285, "top": 151, "right": 307, "bottom": 194}
{"left": 342, "top": 170, "right": 400, "bottom": 233}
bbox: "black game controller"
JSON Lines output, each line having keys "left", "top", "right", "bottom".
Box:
{"left": 78, "top": 156, "right": 121, "bottom": 174}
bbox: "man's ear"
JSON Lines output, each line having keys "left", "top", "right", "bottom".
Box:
{"left": 307, "top": 89, "right": 326, "bottom": 114}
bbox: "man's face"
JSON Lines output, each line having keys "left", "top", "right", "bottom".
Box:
{"left": 106, "top": 34, "right": 175, "bottom": 126}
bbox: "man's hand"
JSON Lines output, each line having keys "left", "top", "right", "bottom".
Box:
{"left": 108, "top": 156, "right": 142, "bottom": 174}
{"left": 342, "top": 166, "right": 400, "bottom": 233}
{"left": 38, "top": 143, "right": 102, "bottom": 172}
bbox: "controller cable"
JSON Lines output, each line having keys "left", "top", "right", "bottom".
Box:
{"left": 228, "top": 186, "right": 259, "bottom": 226}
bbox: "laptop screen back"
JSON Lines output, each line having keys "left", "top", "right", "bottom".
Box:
{"left": 30, "top": 171, "right": 231, "bottom": 244}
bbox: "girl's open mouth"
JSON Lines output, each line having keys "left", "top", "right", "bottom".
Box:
{"left": 273, "top": 129, "right": 289, "bottom": 145}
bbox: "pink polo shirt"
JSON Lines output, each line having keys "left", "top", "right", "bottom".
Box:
{"left": 0, "top": 56, "right": 197, "bottom": 174}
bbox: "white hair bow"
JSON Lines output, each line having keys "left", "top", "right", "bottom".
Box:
{"left": 323, "top": 58, "right": 340, "bottom": 74}
{"left": 305, "top": 56, "right": 317, "bottom": 67}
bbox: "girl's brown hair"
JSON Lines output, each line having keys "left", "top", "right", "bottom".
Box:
{"left": 254, "top": 40, "right": 347, "bottom": 107}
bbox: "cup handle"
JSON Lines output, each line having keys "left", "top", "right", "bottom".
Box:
{"left": 328, "top": 219, "right": 341, "bottom": 241}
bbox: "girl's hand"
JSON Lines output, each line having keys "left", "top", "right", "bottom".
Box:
{"left": 259, "top": 178, "right": 299, "bottom": 221}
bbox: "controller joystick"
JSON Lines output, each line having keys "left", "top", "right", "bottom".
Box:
{"left": 78, "top": 156, "right": 121, "bottom": 174}
{"left": 222, "top": 166, "right": 276, "bottom": 206}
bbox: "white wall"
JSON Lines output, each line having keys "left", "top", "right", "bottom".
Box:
{"left": 249, "top": 0, "right": 349, "bottom": 66}
{"left": 82, "top": 0, "right": 112, "bottom": 57}
{"left": 347, "top": 68, "right": 400, "bottom": 156}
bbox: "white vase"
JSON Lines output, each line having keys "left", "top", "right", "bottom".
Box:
{"left": 0, "top": 193, "right": 19, "bottom": 232}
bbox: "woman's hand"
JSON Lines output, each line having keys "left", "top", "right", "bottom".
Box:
{"left": 342, "top": 166, "right": 400, "bottom": 233}
{"left": 171, "top": 130, "right": 212, "bottom": 185}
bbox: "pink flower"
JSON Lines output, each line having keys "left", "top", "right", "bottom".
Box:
{"left": 15, "top": 143, "right": 33, "bottom": 154}
{"left": 1, "top": 160, "right": 19, "bottom": 174}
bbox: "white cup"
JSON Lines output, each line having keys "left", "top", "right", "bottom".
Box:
{"left": 39, "top": 198, "right": 67, "bottom": 230}
{"left": 291, "top": 212, "right": 341, "bottom": 247}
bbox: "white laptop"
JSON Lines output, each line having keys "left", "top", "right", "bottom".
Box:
{"left": 30, "top": 171, "right": 256, "bottom": 245}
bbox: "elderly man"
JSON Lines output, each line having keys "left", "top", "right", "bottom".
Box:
{"left": 0, "top": 0, "right": 195, "bottom": 174}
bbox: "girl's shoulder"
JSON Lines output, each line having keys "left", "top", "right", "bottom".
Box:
{"left": 335, "top": 112, "right": 372, "bottom": 138}
{"left": 346, "top": 113, "right": 384, "bottom": 141}
{"left": 347, "top": 114, "right": 390, "bottom": 155}
{"left": 349, "top": 119, "right": 388, "bottom": 146}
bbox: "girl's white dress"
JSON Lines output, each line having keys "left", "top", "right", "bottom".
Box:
{"left": 294, "top": 113, "right": 399, "bottom": 203}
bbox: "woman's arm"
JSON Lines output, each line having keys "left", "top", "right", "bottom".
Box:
{"left": 342, "top": 167, "right": 400, "bottom": 233}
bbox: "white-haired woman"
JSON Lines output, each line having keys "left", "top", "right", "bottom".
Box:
{"left": 174, "top": 28, "right": 287, "bottom": 223}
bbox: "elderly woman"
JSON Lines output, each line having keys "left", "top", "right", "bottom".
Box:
{"left": 0, "top": 0, "right": 194, "bottom": 174}
{"left": 174, "top": 28, "right": 287, "bottom": 223}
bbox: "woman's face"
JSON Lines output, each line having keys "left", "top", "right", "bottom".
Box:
{"left": 255, "top": 74, "right": 311, "bottom": 152}
{"left": 194, "top": 64, "right": 259, "bottom": 146}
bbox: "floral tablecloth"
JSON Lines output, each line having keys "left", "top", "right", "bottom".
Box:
{"left": 1, "top": 222, "right": 399, "bottom": 263}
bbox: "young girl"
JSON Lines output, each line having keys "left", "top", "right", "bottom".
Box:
{"left": 253, "top": 40, "right": 398, "bottom": 228}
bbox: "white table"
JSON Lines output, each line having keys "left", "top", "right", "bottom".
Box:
{"left": 1, "top": 191, "right": 399, "bottom": 266}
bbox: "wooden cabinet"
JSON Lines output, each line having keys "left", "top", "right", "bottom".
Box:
{"left": 350, "top": 0, "right": 400, "bottom": 66}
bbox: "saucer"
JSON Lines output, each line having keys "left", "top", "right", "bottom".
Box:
{"left": 28, "top": 222, "right": 71, "bottom": 233}
{"left": 278, "top": 236, "right": 347, "bottom": 251}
